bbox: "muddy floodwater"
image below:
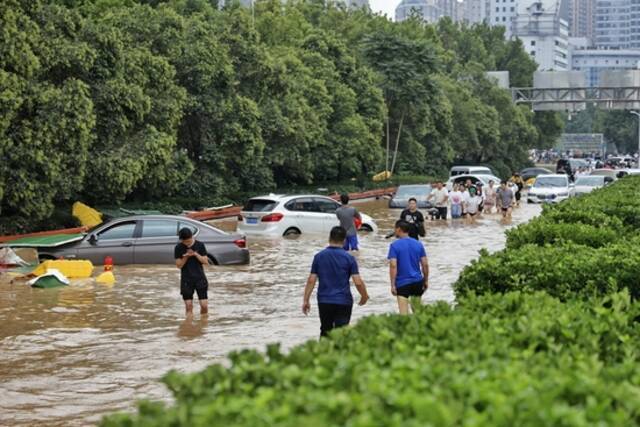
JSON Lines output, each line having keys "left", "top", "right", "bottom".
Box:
{"left": 0, "top": 199, "right": 541, "bottom": 426}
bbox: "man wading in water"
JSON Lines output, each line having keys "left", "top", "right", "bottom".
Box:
{"left": 175, "top": 228, "right": 209, "bottom": 316}
{"left": 388, "top": 220, "right": 429, "bottom": 315}
{"left": 302, "top": 226, "right": 369, "bottom": 337}
{"left": 335, "top": 194, "right": 361, "bottom": 251}
{"left": 400, "top": 197, "right": 425, "bottom": 240}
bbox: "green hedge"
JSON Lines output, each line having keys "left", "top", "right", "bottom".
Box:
{"left": 103, "top": 292, "right": 640, "bottom": 427}
{"left": 102, "top": 176, "right": 640, "bottom": 426}
{"left": 455, "top": 241, "right": 640, "bottom": 300}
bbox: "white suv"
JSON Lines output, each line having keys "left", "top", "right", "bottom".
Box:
{"left": 238, "top": 195, "right": 378, "bottom": 237}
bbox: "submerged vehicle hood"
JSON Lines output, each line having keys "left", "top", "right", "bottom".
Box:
{"left": 529, "top": 187, "right": 569, "bottom": 195}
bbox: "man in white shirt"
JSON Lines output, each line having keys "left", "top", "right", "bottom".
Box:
{"left": 427, "top": 181, "right": 449, "bottom": 221}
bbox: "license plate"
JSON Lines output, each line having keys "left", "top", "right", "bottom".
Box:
{"left": 246, "top": 218, "right": 258, "bottom": 224}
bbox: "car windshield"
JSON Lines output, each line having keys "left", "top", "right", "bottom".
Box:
{"left": 395, "top": 186, "right": 431, "bottom": 198}
{"left": 575, "top": 176, "right": 604, "bottom": 186}
{"left": 534, "top": 176, "right": 567, "bottom": 188}
{"left": 244, "top": 199, "right": 277, "bottom": 212}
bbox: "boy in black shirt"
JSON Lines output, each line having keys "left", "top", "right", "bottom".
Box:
{"left": 400, "top": 198, "right": 425, "bottom": 240}
{"left": 174, "top": 228, "right": 209, "bottom": 315}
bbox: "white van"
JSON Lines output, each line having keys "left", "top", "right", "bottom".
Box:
{"left": 450, "top": 166, "right": 493, "bottom": 177}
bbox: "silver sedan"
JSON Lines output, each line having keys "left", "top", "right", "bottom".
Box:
{"left": 39, "top": 215, "right": 250, "bottom": 265}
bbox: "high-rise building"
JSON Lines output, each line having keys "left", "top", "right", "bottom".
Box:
{"left": 513, "top": 0, "right": 571, "bottom": 70}
{"left": 463, "top": 0, "right": 489, "bottom": 23}
{"left": 566, "top": 0, "right": 595, "bottom": 39}
{"left": 594, "top": 0, "right": 629, "bottom": 48}
{"left": 487, "top": 0, "right": 518, "bottom": 36}
{"left": 395, "top": 0, "right": 462, "bottom": 23}
{"left": 396, "top": 0, "right": 444, "bottom": 22}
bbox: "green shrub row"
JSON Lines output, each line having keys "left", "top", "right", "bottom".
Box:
{"left": 459, "top": 176, "right": 640, "bottom": 300}
{"left": 102, "top": 177, "right": 640, "bottom": 427}
{"left": 102, "top": 292, "right": 640, "bottom": 427}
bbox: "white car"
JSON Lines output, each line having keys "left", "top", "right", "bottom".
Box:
{"left": 238, "top": 195, "right": 378, "bottom": 237}
{"left": 527, "top": 174, "right": 574, "bottom": 203}
{"left": 574, "top": 175, "right": 609, "bottom": 196}
{"left": 446, "top": 174, "right": 502, "bottom": 191}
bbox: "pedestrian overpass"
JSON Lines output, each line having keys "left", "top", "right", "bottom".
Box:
{"left": 503, "top": 70, "right": 640, "bottom": 111}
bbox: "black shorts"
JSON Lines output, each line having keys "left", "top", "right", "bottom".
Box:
{"left": 181, "top": 281, "right": 208, "bottom": 301}
{"left": 396, "top": 281, "right": 425, "bottom": 298}
{"left": 466, "top": 211, "right": 477, "bottom": 216}
{"left": 501, "top": 207, "right": 510, "bottom": 212}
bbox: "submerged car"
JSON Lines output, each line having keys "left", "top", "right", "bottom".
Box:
{"left": 389, "top": 185, "right": 433, "bottom": 209}
{"left": 39, "top": 215, "right": 250, "bottom": 265}
{"left": 449, "top": 165, "right": 494, "bottom": 177}
{"left": 527, "top": 174, "right": 574, "bottom": 203}
{"left": 520, "top": 167, "right": 554, "bottom": 182}
{"left": 574, "top": 175, "right": 610, "bottom": 196}
{"left": 238, "top": 195, "right": 378, "bottom": 237}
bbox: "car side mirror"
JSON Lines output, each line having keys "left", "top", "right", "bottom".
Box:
{"left": 88, "top": 234, "right": 98, "bottom": 245}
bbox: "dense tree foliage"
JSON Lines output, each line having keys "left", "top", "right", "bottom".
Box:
{"left": 0, "top": 0, "right": 557, "bottom": 229}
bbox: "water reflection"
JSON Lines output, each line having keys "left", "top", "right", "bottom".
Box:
{"left": 0, "top": 200, "right": 541, "bottom": 426}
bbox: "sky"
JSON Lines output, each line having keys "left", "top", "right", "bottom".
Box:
{"left": 369, "top": 0, "right": 397, "bottom": 20}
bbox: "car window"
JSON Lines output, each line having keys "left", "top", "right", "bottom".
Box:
{"left": 98, "top": 222, "right": 136, "bottom": 240}
{"left": 396, "top": 186, "right": 432, "bottom": 197}
{"left": 285, "top": 198, "right": 318, "bottom": 212}
{"left": 142, "top": 220, "right": 178, "bottom": 238}
{"left": 178, "top": 221, "right": 199, "bottom": 235}
{"left": 315, "top": 198, "right": 340, "bottom": 213}
{"left": 534, "top": 177, "right": 568, "bottom": 188}
{"left": 244, "top": 199, "right": 278, "bottom": 212}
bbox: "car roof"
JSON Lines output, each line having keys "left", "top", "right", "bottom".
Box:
{"left": 248, "top": 194, "right": 336, "bottom": 201}
{"left": 536, "top": 174, "right": 568, "bottom": 178}
{"left": 108, "top": 214, "right": 200, "bottom": 222}
{"left": 397, "top": 184, "right": 431, "bottom": 188}
{"left": 450, "top": 165, "right": 491, "bottom": 169}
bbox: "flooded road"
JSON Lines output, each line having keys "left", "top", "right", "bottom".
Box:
{"left": 0, "top": 200, "right": 541, "bottom": 426}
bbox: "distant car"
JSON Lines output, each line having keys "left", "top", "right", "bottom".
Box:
{"left": 616, "top": 168, "right": 640, "bottom": 178}
{"left": 446, "top": 174, "right": 502, "bottom": 191}
{"left": 527, "top": 174, "right": 574, "bottom": 203}
{"left": 449, "top": 165, "right": 494, "bottom": 177}
{"left": 590, "top": 169, "right": 618, "bottom": 181}
{"left": 520, "top": 167, "right": 554, "bottom": 182}
{"left": 574, "top": 175, "right": 609, "bottom": 196}
{"left": 39, "top": 215, "right": 250, "bottom": 265}
{"left": 238, "top": 195, "right": 378, "bottom": 237}
{"left": 389, "top": 185, "right": 433, "bottom": 209}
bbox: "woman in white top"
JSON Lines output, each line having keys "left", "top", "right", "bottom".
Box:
{"left": 449, "top": 184, "right": 464, "bottom": 219}
{"left": 464, "top": 187, "right": 482, "bottom": 224}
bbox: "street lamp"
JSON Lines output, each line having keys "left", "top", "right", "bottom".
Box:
{"left": 631, "top": 111, "right": 640, "bottom": 168}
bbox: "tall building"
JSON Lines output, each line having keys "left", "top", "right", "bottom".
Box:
{"left": 395, "top": 0, "right": 462, "bottom": 22}
{"left": 464, "top": 0, "right": 489, "bottom": 24}
{"left": 594, "top": 0, "right": 629, "bottom": 48}
{"left": 396, "top": 0, "right": 444, "bottom": 22}
{"left": 488, "top": 0, "right": 518, "bottom": 36}
{"left": 566, "top": 0, "right": 595, "bottom": 39}
{"left": 513, "top": 0, "right": 571, "bottom": 70}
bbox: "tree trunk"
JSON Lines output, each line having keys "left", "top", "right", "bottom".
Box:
{"left": 390, "top": 111, "right": 405, "bottom": 174}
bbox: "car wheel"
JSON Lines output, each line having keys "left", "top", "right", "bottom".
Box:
{"left": 283, "top": 227, "right": 301, "bottom": 237}
{"left": 359, "top": 224, "right": 373, "bottom": 232}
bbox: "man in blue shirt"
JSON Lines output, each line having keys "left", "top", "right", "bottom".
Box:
{"left": 302, "top": 226, "right": 369, "bottom": 337}
{"left": 388, "top": 220, "right": 429, "bottom": 315}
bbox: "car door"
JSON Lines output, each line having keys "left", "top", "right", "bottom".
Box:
{"left": 77, "top": 220, "right": 138, "bottom": 265}
{"left": 134, "top": 219, "right": 181, "bottom": 264}
{"left": 285, "top": 197, "right": 324, "bottom": 234}
{"left": 314, "top": 198, "right": 341, "bottom": 233}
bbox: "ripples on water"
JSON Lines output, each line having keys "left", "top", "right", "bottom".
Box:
{"left": 0, "top": 200, "right": 541, "bottom": 426}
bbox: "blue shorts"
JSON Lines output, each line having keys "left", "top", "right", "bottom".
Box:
{"left": 343, "top": 235, "right": 359, "bottom": 251}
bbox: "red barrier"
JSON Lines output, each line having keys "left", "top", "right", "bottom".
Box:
{"left": 0, "top": 226, "right": 89, "bottom": 244}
